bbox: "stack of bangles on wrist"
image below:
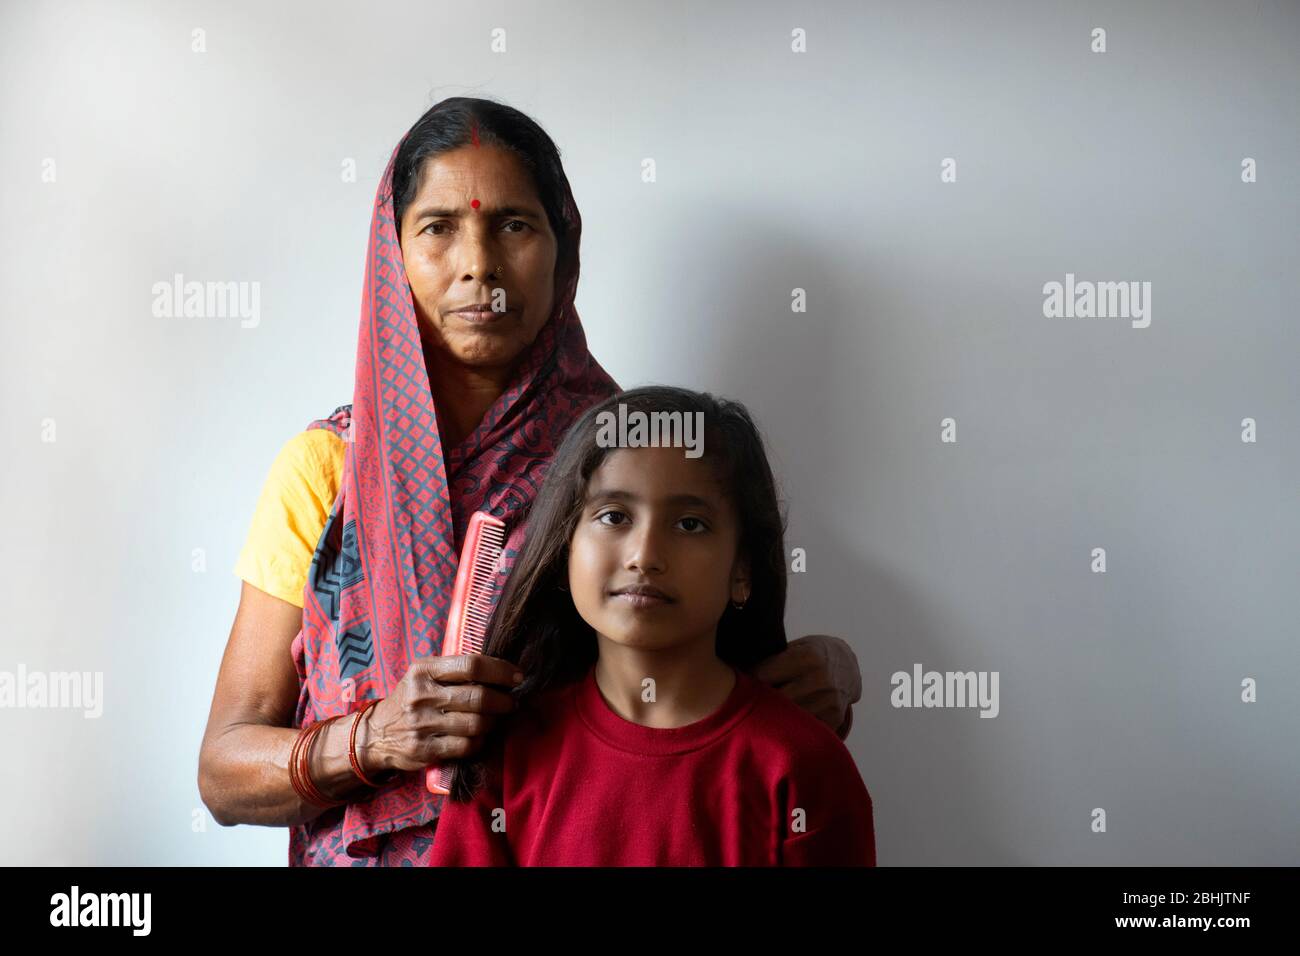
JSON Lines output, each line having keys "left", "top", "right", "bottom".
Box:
{"left": 289, "top": 699, "right": 390, "bottom": 809}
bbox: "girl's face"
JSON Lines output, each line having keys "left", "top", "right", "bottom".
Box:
{"left": 567, "top": 446, "right": 751, "bottom": 655}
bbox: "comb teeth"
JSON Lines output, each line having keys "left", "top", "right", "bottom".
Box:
{"left": 445, "top": 515, "right": 506, "bottom": 657}
{"left": 460, "top": 535, "right": 504, "bottom": 654}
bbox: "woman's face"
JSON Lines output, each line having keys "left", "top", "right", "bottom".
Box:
{"left": 398, "top": 144, "right": 558, "bottom": 371}
{"left": 567, "top": 447, "right": 751, "bottom": 656}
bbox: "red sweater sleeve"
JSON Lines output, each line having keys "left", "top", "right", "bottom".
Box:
{"left": 779, "top": 737, "right": 877, "bottom": 867}
{"left": 428, "top": 757, "right": 516, "bottom": 867}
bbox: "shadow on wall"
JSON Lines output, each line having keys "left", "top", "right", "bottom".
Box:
{"left": 626, "top": 200, "right": 1030, "bottom": 865}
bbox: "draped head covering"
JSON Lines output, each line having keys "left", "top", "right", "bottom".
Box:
{"left": 288, "top": 133, "right": 619, "bottom": 865}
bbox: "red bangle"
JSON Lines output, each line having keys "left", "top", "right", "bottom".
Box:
{"left": 349, "top": 700, "right": 384, "bottom": 788}
{"left": 310, "top": 717, "right": 347, "bottom": 805}
{"left": 290, "top": 717, "right": 347, "bottom": 809}
{"left": 288, "top": 723, "right": 311, "bottom": 802}
{"left": 294, "top": 721, "right": 328, "bottom": 807}
{"left": 303, "top": 719, "right": 344, "bottom": 807}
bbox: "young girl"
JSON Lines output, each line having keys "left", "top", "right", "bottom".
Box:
{"left": 428, "top": 386, "right": 876, "bottom": 866}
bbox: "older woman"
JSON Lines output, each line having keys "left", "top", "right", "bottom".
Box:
{"left": 198, "top": 97, "right": 862, "bottom": 865}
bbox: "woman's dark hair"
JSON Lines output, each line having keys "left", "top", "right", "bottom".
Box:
{"left": 389, "top": 97, "right": 582, "bottom": 316}
{"left": 448, "top": 385, "right": 789, "bottom": 800}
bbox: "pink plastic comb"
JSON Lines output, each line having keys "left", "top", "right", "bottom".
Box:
{"left": 425, "top": 511, "right": 507, "bottom": 796}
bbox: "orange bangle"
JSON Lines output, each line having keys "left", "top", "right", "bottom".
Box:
{"left": 306, "top": 718, "right": 346, "bottom": 806}
{"left": 288, "top": 723, "right": 313, "bottom": 803}
{"left": 349, "top": 700, "right": 384, "bottom": 788}
{"left": 291, "top": 717, "right": 348, "bottom": 809}
{"left": 296, "top": 721, "right": 330, "bottom": 807}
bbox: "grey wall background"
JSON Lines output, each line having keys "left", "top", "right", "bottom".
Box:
{"left": 1, "top": 0, "right": 1295, "bottom": 866}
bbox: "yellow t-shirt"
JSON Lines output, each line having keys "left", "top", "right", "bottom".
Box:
{"left": 233, "top": 429, "right": 347, "bottom": 608}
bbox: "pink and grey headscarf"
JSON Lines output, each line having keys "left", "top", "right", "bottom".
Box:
{"left": 288, "top": 128, "right": 619, "bottom": 866}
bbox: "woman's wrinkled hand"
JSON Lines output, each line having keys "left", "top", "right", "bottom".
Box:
{"left": 361, "top": 654, "right": 521, "bottom": 774}
{"left": 752, "top": 634, "right": 862, "bottom": 737}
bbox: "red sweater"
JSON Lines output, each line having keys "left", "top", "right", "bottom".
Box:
{"left": 428, "top": 664, "right": 876, "bottom": 866}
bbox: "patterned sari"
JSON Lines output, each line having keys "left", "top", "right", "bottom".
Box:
{"left": 288, "top": 138, "right": 619, "bottom": 865}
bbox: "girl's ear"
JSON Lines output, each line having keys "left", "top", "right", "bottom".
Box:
{"left": 730, "top": 555, "right": 751, "bottom": 605}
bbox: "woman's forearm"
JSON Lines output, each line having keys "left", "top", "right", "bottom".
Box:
{"left": 199, "top": 718, "right": 379, "bottom": 828}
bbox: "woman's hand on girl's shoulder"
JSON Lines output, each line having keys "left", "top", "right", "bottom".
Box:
{"left": 752, "top": 634, "right": 861, "bottom": 738}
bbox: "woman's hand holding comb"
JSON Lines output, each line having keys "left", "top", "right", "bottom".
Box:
{"left": 359, "top": 654, "right": 523, "bottom": 774}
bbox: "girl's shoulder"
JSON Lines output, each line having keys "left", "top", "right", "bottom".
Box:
{"left": 499, "top": 674, "right": 586, "bottom": 742}
{"left": 741, "top": 676, "right": 875, "bottom": 845}
{"left": 741, "top": 673, "right": 862, "bottom": 772}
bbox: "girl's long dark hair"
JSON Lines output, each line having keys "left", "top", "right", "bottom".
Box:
{"left": 447, "top": 385, "right": 789, "bottom": 801}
